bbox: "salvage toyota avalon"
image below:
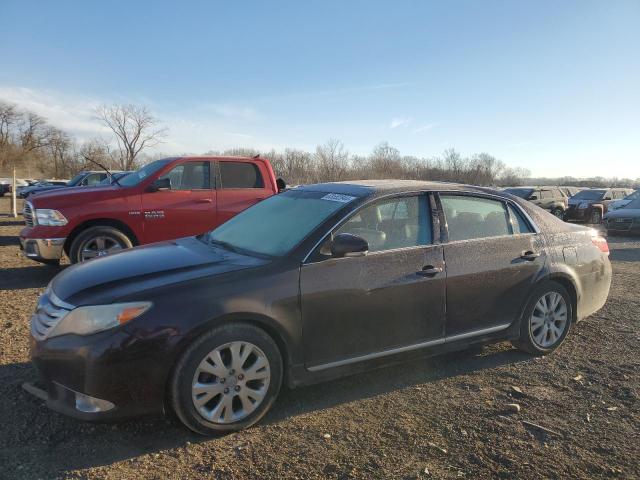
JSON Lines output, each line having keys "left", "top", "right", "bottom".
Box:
{"left": 28, "top": 180, "right": 612, "bottom": 435}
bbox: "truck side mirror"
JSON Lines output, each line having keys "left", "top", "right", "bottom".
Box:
{"left": 149, "top": 177, "right": 171, "bottom": 192}
{"left": 276, "top": 178, "right": 287, "bottom": 192}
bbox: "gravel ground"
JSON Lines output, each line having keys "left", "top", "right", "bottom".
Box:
{"left": 0, "top": 197, "right": 638, "bottom": 479}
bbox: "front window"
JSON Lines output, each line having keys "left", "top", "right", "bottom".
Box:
{"left": 572, "top": 189, "right": 605, "bottom": 200}
{"left": 335, "top": 195, "right": 431, "bottom": 252}
{"left": 118, "top": 158, "right": 174, "bottom": 187}
{"left": 159, "top": 162, "right": 210, "bottom": 190}
{"left": 66, "top": 173, "right": 86, "bottom": 186}
{"left": 204, "top": 189, "right": 355, "bottom": 257}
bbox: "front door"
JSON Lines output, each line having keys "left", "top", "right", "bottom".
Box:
{"left": 438, "top": 193, "right": 545, "bottom": 337}
{"left": 300, "top": 194, "right": 446, "bottom": 368}
{"left": 141, "top": 160, "right": 215, "bottom": 243}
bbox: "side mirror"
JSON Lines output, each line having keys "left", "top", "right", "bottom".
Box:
{"left": 148, "top": 177, "right": 171, "bottom": 192}
{"left": 331, "top": 233, "right": 369, "bottom": 258}
{"left": 604, "top": 196, "right": 612, "bottom": 201}
{"left": 529, "top": 195, "right": 538, "bottom": 200}
{"left": 276, "top": 178, "right": 287, "bottom": 192}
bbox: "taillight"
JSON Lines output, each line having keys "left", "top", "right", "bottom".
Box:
{"left": 591, "top": 235, "right": 609, "bottom": 255}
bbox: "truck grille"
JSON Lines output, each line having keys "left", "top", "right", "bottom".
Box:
{"left": 23, "top": 201, "right": 35, "bottom": 227}
{"left": 30, "top": 290, "right": 74, "bottom": 340}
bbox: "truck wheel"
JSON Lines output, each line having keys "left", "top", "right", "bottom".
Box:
{"left": 170, "top": 323, "right": 283, "bottom": 435}
{"left": 590, "top": 210, "right": 602, "bottom": 224}
{"left": 551, "top": 208, "right": 564, "bottom": 220}
{"left": 69, "top": 226, "right": 133, "bottom": 263}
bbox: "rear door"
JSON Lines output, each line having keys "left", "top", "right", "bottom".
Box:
{"left": 214, "top": 160, "right": 273, "bottom": 226}
{"left": 438, "top": 193, "right": 545, "bottom": 338}
{"left": 141, "top": 160, "right": 215, "bottom": 242}
{"left": 300, "top": 193, "right": 446, "bottom": 368}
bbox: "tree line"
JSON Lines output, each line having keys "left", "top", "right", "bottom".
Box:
{"left": 2, "top": 99, "right": 637, "bottom": 189}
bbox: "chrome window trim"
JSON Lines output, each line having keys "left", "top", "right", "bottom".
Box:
{"left": 307, "top": 323, "right": 511, "bottom": 372}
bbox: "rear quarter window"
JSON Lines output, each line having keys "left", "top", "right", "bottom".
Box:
{"left": 219, "top": 162, "right": 264, "bottom": 189}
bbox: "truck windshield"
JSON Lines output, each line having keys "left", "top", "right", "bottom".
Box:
{"left": 572, "top": 189, "right": 605, "bottom": 200}
{"left": 203, "top": 190, "right": 356, "bottom": 258}
{"left": 504, "top": 188, "right": 533, "bottom": 199}
{"left": 118, "top": 159, "right": 173, "bottom": 187}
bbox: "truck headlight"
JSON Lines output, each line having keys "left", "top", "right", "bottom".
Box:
{"left": 35, "top": 209, "right": 68, "bottom": 226}
{"left": 48, "top": 302, "right": 152, "bottom": 338}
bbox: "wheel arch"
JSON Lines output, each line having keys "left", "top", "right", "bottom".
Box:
{"left": 537, "top": 273, "right": 579, "bottom": 322}
{"left": 64, "top": 218, "right": 140, "bottom": 255}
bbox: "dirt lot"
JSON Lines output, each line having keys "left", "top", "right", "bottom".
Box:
{"left": 0, "top": 197, "right": 638, "bottom": 479}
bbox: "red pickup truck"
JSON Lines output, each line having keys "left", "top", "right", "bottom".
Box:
{"left": 20, "top": 156, "right": 280, "bottom": 264}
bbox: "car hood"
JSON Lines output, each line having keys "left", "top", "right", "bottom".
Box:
{"left": 604, "top": 208, "right": 640, "bottom": 219}
{"left": 51, "top": 236, "right": 270, "bottom": 305}
{"left": 29, "top": 185, "right": 122, "bottom": 207}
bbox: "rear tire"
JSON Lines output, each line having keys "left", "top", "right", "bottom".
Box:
{"left": 512, "top": 281, "right": 572, "bottom": 355}
{"left": 68, "top": 226, "right": 133, "bottom": 264}
{"left": 170, "top": 323, "right": 282, "bottom": 435}
{"left": 551, "top": 207, "right": 564, "bottom": 220}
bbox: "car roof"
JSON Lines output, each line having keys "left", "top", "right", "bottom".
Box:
{"left": 295, "top": 179, "right": 499, "bottom": 198}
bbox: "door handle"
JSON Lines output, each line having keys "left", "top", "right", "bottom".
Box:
{"left": 195, "top": 198, "right": 213, "bottom": 203}
{"left": 521, "top": 251, "right": 540, "bottom": 261}
{"left": 417, "top": 266, "right": 443, "bottom": 277}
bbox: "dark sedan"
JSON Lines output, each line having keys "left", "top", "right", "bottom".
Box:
{"left": 27, "top": 180, "right": 612, "bottom": 434}
{"left": 604, "top": 198, "right": 640, "bottom": 235}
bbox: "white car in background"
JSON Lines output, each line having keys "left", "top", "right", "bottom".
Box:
{"left": 608, "top": 190, "right": 639, "bottom": 212}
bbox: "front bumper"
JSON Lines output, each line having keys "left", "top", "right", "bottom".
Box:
{"left": 19, "top": 237, "right": 66, "bottom": 261}
{"left": 605, "top": 218, "right": 640, "bottom": 234}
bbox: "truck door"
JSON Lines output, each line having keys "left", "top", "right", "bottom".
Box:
{"left": 141, "top": 160, "right": 215, "bottom": 243}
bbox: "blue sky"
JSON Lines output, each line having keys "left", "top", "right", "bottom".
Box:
{"left": 1, "top": 0, "right": 639, "bottom": 178}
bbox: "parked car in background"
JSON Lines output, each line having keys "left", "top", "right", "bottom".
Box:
{"left": 607, "top": 190, "right": 639, "bottom": 212}
{"left": 19, "top": 156, "right": 280, "bottom": 265}
{"left": 565, "top": 188, "right": 634, "bottom": 224}
{"left": 0, "top": 182, "right": 10, "bottom": 197}
{"left": 503, "top": 186, "right": 567, "bottom": 218}
{"left": 18, "top": 171, "right": 119, "bottom": 198}
{"left": 558, "top": 186, "right": 583, "bottom": 198}
{"left": 604, "top": 198, "right": 640, "bottom": 235}
{"left": 18, "top": 180, "right": 70, "bottom": 198}
{"left": 26, "top": 180, "right": 612, "bottom": 434}
{"left": 98, "top": 171, "right": 133, "bottom": 185}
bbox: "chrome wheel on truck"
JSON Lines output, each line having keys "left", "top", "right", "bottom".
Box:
{"left": 68, "top": 226, "right": 133, "bottom": 263}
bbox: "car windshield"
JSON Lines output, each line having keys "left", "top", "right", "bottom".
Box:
{"left": 572, "top": 189, "right": 605, "bottom": 200}
{"left": 203, "top": 189, "right": 356, "bottom": 257}
{"left": 623, "top": 190, "right": 639, "bottom": 201}
{"left": 504, "top": 188, "right": 533, "bottom": 198}
{"left": 118, "top": 159, "right": 173, "bottom": 186}
{"left": 66, "top": 173, "right": 85, "bottom": 186}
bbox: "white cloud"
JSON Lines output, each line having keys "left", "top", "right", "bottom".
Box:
{"left": 389, "top": 117, "right": 412, "bottom": 129}
{"left": 413, "top": 123, "right": 437, "bottom": 134}
{"left": 0, "top": 84, "right": 278, "bottom": 155}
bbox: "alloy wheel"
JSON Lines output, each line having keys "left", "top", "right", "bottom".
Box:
{"left": 529, "top": 292, "right": 568, "bottom": 348}
{"left": 80, "top": 236, "right": 124, "bottom": 261}
{"left": 191, "top": 341, "right": 270, "bottom": 424}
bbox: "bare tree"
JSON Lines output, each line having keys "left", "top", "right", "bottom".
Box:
{"left": 96, "top": 104, "right": 167, "bottom": 170}
{"left": 314, "top": 138, "right": 348, "bottom": 182}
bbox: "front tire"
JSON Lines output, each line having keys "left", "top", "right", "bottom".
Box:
{"left": 68, "top": 226, "right": 133, "bottom": 263}
{"left": 170, "top": 323, "right": 283, "bottom": 435}
{"left": 513, "top": 281, "right": 572, "bottom": 355}
{"left": 551, "top": 207, "right": 564, "bottom": 220}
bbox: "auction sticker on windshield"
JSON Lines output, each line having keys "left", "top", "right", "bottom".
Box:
{"left": 321, "top": 193, "right": 356, "bottom": 203}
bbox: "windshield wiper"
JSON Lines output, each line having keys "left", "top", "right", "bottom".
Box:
{"left": 207, "top": 238, "right": 242, "bottom": 254}
{"left": 86, "top": 159, "right": 122, "bottom": 187}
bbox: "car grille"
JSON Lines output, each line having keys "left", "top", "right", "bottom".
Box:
{"left": 607, "top": 218, "right": 633, "bottom": 231}
{"left": 23, "top": 201, "right": 35, "bottom": 227}
{"left": 30, "top": 290, "right": 73, "bottom": 340}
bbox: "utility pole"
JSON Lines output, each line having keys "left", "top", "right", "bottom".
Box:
{"left": 11, "top": 165, "right": 17, "bottom": 217}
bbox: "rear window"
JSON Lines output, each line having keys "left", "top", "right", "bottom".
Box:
{"left": 219, "top": 162, "right": 264, "bottom": 189}
{"left": 441, "top": 195, "right": 512, "bottom": 241}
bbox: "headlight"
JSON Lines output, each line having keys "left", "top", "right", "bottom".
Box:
{"left": 48, "top": 302, "right": 152, "bottom": 338}
{"left": 578, "top": 202, "right": 589, "bottom": 209}
{"left": 35, "top": 209, "right": 68, "bottom": 226}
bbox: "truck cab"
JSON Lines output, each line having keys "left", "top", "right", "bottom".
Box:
{"left": 19, "top": 156, "right": 280, "bottom": 264}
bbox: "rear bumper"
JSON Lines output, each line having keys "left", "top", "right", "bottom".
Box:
{"left": 19, "top": 237, "right": 66, "bottom": 261}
